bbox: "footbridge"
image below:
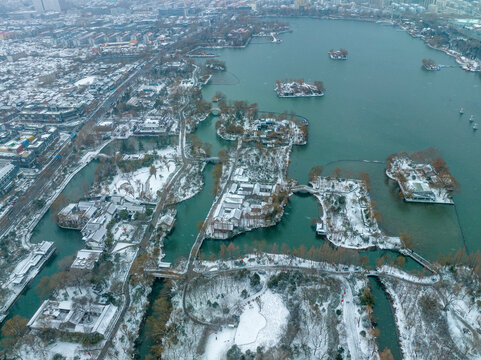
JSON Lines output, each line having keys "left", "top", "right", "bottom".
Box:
{"left": 291, "top": 184, "right": 319, "bottom": 195}
{"left": 399, "top": 248, "right": 438, "bottom": 273}
{"left": 203, "top": 157, "right": 219, "bottom": 163}
{"left": 93, "top": 153, "right": 111, "bottom": 160}
{"left": 144, "top": 268, "right": 184, "bottom": 279}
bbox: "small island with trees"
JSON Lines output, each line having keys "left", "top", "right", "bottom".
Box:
{"left": 328, "top": 48, "right": 348, "bottom": 60}
{"left": 205, "top": 59, "right": 226, "bottom": 71}
{"left": 422, "top": 58, "right": 440, "bottom": 71}
{"left": 386, "top": 149, "right": 459, "bottom": 204}
{"left": 274, "top": 79, "right": 325, "bottom": 98}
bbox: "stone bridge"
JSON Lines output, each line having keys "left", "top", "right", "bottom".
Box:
{"left": 201, "top": 157, "right": 220, "bottom": 163}
{"left": 144, "top": 268, "right": 184, "bottom": 279}
{"left": 291, "top": 184, "right": 319, "bottom": 195}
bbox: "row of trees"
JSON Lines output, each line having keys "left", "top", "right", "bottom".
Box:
{"left": 200, "top": 241, "right": 363, "bottom": 266}
{"left": 145, "top": 284, "right": 174, "bottom": 359}
{"left": 438, "top": 249, "right": 481, "bottom": 280}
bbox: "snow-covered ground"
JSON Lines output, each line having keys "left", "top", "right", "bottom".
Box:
{"left": 204, "top": 290, "right": 288, "bottom": 358}
{"left": 381, "top": 271, "right": 481, "bottom": 360}
{"left": 238, "top": 291, "right": 288, "bottom": 351}
{"left": 312, "top": 177, "right": 400, "bottom": 249}
{"left": 162, "top": 262, "right": 378, "bottom": 360}
{"left": 205, "top": 327, "right": 236, "bottom": 360}
{"left": 378, "top": 265, "right": 439, "bottom": 284}
{"left": 102, "top": 148, "right": 178, "bottom": 202}
{"left": 112, "top": 222, "right": 136, "bottom": 243}
{"left": 234, "top": 301, "right": 266, "bottom": 345}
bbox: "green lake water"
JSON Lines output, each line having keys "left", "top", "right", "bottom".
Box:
{"left": 5, "top": 18, "right": 481, "bottom": 359}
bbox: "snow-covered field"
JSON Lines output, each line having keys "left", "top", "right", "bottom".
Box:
{"left": 205, "top": 290, "right": 288, "bottom": 359}
{"left": 237, "top": 291, "right": 288, "bottom": 351}
{"left": 102, "top": 148, "right": 178, "bottom": 202}
{"left": 205, "top": 327, "right": 236, "bottom": 360}
{"left": 162, "top": 265, "right": 378, "bottom": 360}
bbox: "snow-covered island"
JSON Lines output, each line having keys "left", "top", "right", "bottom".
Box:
{"left": 205, "top": 59, "right": 226, "bottom": 71}
{"left": 274, "top": 79, "right": 325, "bottom": 98}
{"left": 328, "top": 48, "right": 348, "bottom": 60}
{"left": 215, "top": 105, "right": 308, "bottom": 146}
{"left": 386, "top": 151, "right": 459, "bottom": 204}
{"left": 206, "top": 101, "right": 308, "bottom": 239}
{"left": 206, "top": 145, "right": 294, "bottom": 239}
{"left": 422, "top": 58, "right": 440, "bottom": 71}
{"left": 309, "top": 175, "right": 400, "bottom": 249}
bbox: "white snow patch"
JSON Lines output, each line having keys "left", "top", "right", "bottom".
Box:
{"left": 235, "top": 302, "right": 266, "bottom": 346}
{"left": 236, "top": 290, "right": 289, "bottom": 352}
{"left": 205, "top": 327, "right": 236, "bottom": 360}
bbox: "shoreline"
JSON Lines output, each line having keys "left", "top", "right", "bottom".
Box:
{"left": 276, "top": 92, "right": 324, "bottom": 98}
{"left": 0, "top": 242, "right": 56, "bottom": 324}
{"left": 260, "top": 14, "right": 480, "bottom": 73}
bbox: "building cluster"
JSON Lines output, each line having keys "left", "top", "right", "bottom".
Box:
{"left": 0, "top": 48, "right": 139, "bottom": 121}
{"left": 218, "top": 114, "right": 307, "bottom": 147}
{"left": 0, "top": 162, "right": 18, "bottom": 195}
{"left": 133, "top": 116, "right": 176, "bottom": 135}
{"left": 386, "top": 156, "right": 455, "bottom": 204}
{"left": 208, "top": 168, "right": 278, "bottom": 239}
{"left": 0, "top": 241, "right": 55, "bottom": 322}
{"left": 259, "top": 0, "right": 481, "bottom": 17}
{"left": 3, "top": 241, "right": 54, "bottom": 290}
{"left": 58, "top": 197, "right": 145, "bottom": 253}
{"left": 27, "top": 300, "right": 118, "bottom": 338}
{"left": 0, "top": 125, "right": 58, "bottom": 166}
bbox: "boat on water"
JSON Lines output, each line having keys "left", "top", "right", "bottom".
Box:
{"left": 473, "top": 123, "right": 478, "bottom": 130}
{"left": 470, "top": 115, "right": 475, "bottom": 122}
{"left": 460, "top": 107, "right": 464, "bottom": 115}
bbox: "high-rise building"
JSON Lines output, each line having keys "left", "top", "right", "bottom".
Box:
{"left": 32, "top": 0, "right": 45, "bottom": 12}
{"left": 32, "top": 0, "right": 63, "bottom": 13}
{"left": 295, "top": 0, "right": 309, "bottom": 9}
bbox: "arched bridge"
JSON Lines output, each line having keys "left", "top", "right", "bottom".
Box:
{"left": 291, "top": 184, "right": 318, "bottom": 195}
